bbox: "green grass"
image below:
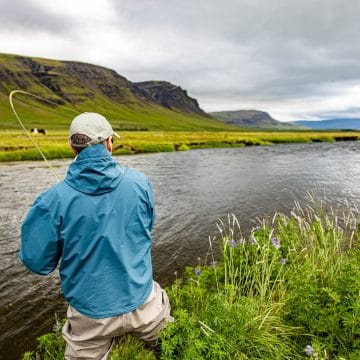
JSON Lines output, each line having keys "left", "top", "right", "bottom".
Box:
{"left": 22, "top": 197, "right": 360, "bottom": 359}
{"left": 1, "top": 89, "right": 236, "bottom": 131}
{"left": 1, "top": 130, "right": 359, "bottom": 162}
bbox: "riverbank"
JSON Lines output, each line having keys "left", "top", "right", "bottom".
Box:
{"left": 23, "top": 199, "right": 360, "bottom": 359}
{"left": 1, "top": 130, "right": 359, "bottom": 161}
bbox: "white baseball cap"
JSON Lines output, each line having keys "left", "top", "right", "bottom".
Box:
{"left": 69, "top": 112, "right": 120, "bottom": 146}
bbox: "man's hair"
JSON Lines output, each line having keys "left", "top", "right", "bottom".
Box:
{"left": 70, "top": 134, "right": 92, "bottom": 154}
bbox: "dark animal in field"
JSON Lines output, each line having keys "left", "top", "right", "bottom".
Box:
{"left": 30, "top": 128, "right": 47, "bottom": 135}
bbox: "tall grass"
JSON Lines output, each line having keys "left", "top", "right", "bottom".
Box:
{"left": 161, "top": 197, "right": 360, "bottom": 359}
{"left": 22, "top": 197, "right": 360, "bottom": 359}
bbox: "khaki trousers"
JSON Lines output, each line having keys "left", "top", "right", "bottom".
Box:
{"left": 62, "top": 281, "right": 173, "bottom": 360}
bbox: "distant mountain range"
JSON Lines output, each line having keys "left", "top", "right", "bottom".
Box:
{"left": 0, "top": 53, "right": 233, "bottom": 131}
{"left": 210, "top": 110, "right": 360, "bottom": 131}
{"left": 210, "top": 110, "right": 303, "bottom": 130}
{"left": 291, "top": 119, "right": 360, "bottom": 130}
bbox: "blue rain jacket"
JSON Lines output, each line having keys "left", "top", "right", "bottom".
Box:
{"left": 19, "top": 144, "right": 155, "bottom": 318}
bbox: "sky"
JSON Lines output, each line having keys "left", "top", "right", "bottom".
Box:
{"left": 0, "top": 0, "right": 359, "bottom": 121}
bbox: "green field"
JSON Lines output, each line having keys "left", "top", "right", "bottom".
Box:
{"left": 0, "top": 129, "right": 359, "bottom": 162}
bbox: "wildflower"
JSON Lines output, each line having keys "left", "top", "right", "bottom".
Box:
{"left": 194, "top": 268, "right": 201, "bottom": 276}
{"left": 271, "top": 237, "right": 280, "bottom": 249}
{"left": 250, "top": 236, "right": 258, "bottom": 245}
{"left": 304, "top": 345, "right": 313, "bottom": 357}
{"left": 279, "top": 258, "right": 288, "bottom": 265}
{"left": 210, "top": 261, "right": 217, "bottom": 268}
{"left": 230, "top": 239, "right": 237, "bottom": 248}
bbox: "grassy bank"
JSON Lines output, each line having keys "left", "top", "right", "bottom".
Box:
{"left": 1, "top": 130, "right": 359, "bottom": 161}
{"left": 23, "top": 198, "right": 360, "bottom": 359}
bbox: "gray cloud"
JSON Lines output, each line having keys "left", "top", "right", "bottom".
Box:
{"left": 0, "top": 0, "right": 73, "bottom": 32}
{"left": 108, "top": 0, "right": 360, "bottom": 118}
{"left": 304, "top": 107, "right": 360, "bottom": 120}
{"left": 111, "top": 0, "right": 359, "bottom": 43}
{"left": 0, "top": 0, "right": 359, "bottom": 119}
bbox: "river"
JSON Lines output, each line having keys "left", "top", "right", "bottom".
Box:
{"left": 1, "top": 141, "right": 360, "bottom": 359}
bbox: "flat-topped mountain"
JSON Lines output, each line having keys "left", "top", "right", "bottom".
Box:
{"left": 210, "top": 110, "right": 302, "bottom": 129}
{"left": 0, "top": 53, "right": 230, "bottom": 131}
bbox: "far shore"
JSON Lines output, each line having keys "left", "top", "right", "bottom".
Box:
{"left": 0, "top": 130, "right": 359, "bottom": 162}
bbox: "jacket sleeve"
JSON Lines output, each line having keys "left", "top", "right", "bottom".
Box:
{"left": 19, "top": 196, "right": 61, "bottom": 275}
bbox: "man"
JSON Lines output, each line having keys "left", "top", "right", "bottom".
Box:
{"left": 19, "top": 112, "right": 172, "bottom": 359}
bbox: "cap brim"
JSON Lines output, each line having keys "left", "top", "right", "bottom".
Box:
{"left": 113, "top": 132, "right": 120, "bottom": 139}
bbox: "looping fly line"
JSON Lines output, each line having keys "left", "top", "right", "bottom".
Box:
{"left": 9, "top": 90, "right": 80, "bottom": 181}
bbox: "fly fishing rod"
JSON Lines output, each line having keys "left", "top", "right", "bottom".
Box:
{"left": 9, "top": 90, "right": 80, "bottom": 181}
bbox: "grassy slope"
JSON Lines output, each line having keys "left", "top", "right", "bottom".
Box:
{"left": 3, "top": 92, "right": 233, "bottom": 131}
{"left": 2, "top": 90, "right": 235, "bottom": 131}
{"left": 0, "top": 53, "right": 235, "bottom": 131}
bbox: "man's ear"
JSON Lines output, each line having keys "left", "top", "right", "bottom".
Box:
{"left": 69, "top": 142, "right": 77, "bottom": 155}
{"left": 105, "top": 137, "right": 113, "bottom": 154}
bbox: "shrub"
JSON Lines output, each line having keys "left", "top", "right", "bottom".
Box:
{"left": 176, "top": 143, "right": 190, "bottom": 151}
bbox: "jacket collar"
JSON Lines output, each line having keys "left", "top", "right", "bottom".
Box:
{"left": 65, "top": 144, "right": 125, "bottom": 195}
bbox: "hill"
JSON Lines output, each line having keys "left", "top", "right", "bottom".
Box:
{"left": 0, "top": 53, "right": 233, "bottom": 131}
{"left": 210, "top": 110, "right": 302, "bottom": 130}
{"left": 291, "top": 119, "right": 360, "bottom": 130}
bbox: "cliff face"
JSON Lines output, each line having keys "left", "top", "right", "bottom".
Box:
{"left": 132, "top": 81, "right": 209, "bottom": 117}
{"left": 0, "top": 54, "right": 206, "bottom": 116}
{"left": 0, "top": 55, "right": 135, "bottom": 104}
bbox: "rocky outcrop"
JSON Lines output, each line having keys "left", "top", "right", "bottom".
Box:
{"left": 132, "top": 81, "right": 210, "bottom": 117}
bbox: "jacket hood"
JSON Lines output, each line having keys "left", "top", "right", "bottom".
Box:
{"left": 65, "top": 144, "right": 125, "bottom": 195}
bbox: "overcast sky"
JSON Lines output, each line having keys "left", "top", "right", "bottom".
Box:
{"left": 0, "top": 0, "right": 359, "bottom": 120}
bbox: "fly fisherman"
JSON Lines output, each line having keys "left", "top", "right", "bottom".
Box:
{"left": 19, "top": 112, "right": 173, "bottom": 359}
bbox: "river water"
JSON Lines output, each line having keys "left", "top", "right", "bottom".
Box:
{"left": 1, "top": 141, "right": 360, "bottom": 359}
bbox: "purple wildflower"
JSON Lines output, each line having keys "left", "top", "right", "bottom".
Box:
{"left": 250, "top": 236, "right": 258, "bottom": 245}
{"left": 230, "top": 239, "right": 237, "bottom": 248}
{"left": 271, "top": 237, "right": 280, "bottom": 249}
{"left": 194, "top": 268, "right": 201, "bottom": 276}
{"left": 279, "top": 258, "right": 288, "bottom": 265}
{"left": 304, "top": 345, "right": 313, "bottom": 357}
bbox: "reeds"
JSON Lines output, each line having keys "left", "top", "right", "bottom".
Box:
{"left": 162, "top": 197, "right": 360, "bottom": 358}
